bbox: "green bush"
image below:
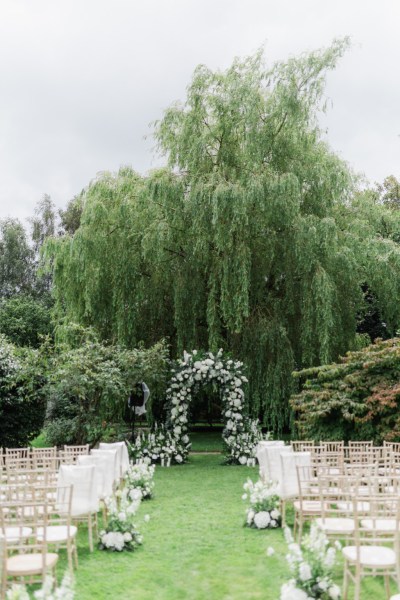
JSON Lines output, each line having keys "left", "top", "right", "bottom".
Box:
{"left": 0, "top": 293, "right": 53, "bottom": 347}
{"left": 0, "top": 335, "right": 47, "bottom": 447}
{"left": 291, "top": 337, "right": 400, "bottom": 443}
{"left": 44, "top": 326, "right": 168, "bottom": 446}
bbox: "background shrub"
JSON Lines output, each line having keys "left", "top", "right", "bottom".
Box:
{"left": 291, "top": 337, "right": 400, "bottom": 443}
{"left": 44, "top": 326, "right": 168, "bottom": 446}
{"left": 0, "top": 335, "right": 47, "bottom": 447}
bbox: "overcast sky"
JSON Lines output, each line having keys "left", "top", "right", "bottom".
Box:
{"left": 0, "top": 0, "right": 399, "bottom": 222}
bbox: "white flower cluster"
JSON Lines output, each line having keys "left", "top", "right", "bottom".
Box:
{"left": 130, "top": 425, "right": 189, "bottom": 465}
{"left": 280, "top": 525, "right": 341, "bottom": 600}
{"left": 134, "top": 349, "right": 261, "bottom": 465}
{"left": 6, "top": 573, "right": 74, "bottom": 600}
{"left": 125, "top": 462, "right": 155, "bottom": 499}
{"left": 242, "top": 478, "right": 281, "bottom": 529}
{"left": 224, "top": 418, "right": 262, "bottom": 465}
{"left": 99, "top": 488, "right": 143, "bottom": 552}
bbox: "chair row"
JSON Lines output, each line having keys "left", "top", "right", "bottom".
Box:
{"left": 0, "top": 441, "right": 131, "bottom": 597}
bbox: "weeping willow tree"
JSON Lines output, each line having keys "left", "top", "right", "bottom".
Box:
{"left": 45, "top": 40, "right": 400, "bottom": 432}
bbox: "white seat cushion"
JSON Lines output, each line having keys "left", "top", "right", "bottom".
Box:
{"left": 390, "top": 595, "right": 400, "bottom": 600}
{"left": 36, "top": 525, "right": 77, "bottom": 542}
{"left": 337, "top": 501, "right": 370, "bottom": 512}
{"left": 5, "top": 526, "right": 32, "bottom": 543}
{"left": 293, "top": 500, "right": 323, "bottom": 513}
{"left": 343, "top": 545, "right": 396, "bottom": 568}
{"left": 7, "top": 553, "right": 58, "bottom": 576}
{"left": 361, "top": 518, "right": 397, "bottom": 532}
{"left": 316, "top": 518, "right": 355, "bottom": 533}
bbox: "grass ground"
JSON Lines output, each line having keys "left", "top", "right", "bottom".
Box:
{"left": 190, "top": 430, "right": 223, "bottom": 452}
{"left": 48, "top": 452, "right": 394, "bottom": 600}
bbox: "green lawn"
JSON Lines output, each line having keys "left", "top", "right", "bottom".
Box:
{"left": 48, "top": 453, "right": 395, "bottom": 599}
{"left": 190, "top": 430, "right": 223, "bottom": 452}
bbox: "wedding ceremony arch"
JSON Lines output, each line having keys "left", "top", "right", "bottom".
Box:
{"left": 132, "top": 350, "right": 262, "bottom": 465}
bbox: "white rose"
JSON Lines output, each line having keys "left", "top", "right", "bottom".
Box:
{"left": 299, "top": 562, "right": 312, "bottom": 581}
{"left": 280, "top": 583, "right": 308, "bottom": 600}
{"left": 247, "top": 509, "right": 255, "bottom": 525}
{"left": 239, "top": 456, "right": 247, "bottom": 465}
{"left": 328, "top": 585, "right": 341, "bottom": 600}
{"left": 118, "top": 512, "right": 127, "bottom": 522}
{"left": 123, "top": 532, "right": 132, "bottom": 542}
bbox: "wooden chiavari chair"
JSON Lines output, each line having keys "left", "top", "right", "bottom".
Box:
{"left": 0, "top": 494, "right": 58, "bottom": 597}
{"left": 5, "top": 448, "right": 30, "bottom": 460}
{"left": 291, "top": 440, "right": 315, "bottom": 452}
{"left": 316, "top": 473, "right": 355, "bottom": 541}
{"left": 312, "top": 446, "right": 345, "bottom": 475}
{"left": 58, "top": 464, "right": 99, "bottom": 552}
{"left": 59, "top": 444, "right": 90, "bottom": 465}
{"left": 342, "top": 493, "right": 400, "bottom": 600}
{"left": 320, "top": 440, "right": 345, "bottom": 453}
{"left": 34, "top": 483, "right": 77, "bottom": 574}
{"left": 31, "top": 447, "right": 58, "bottom": 471}
{"left": 294, "top": 465, "right": 324, "bottom": 542}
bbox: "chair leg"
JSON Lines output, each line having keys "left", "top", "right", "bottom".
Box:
{"left": 67, "top": 540, "right": 73, "bottom": 574}
{"left": 354, "top": 565, "right": 361, "bottom": 600}
{"left": 298, "top": 515, "right": 303, "bottom": 543}
{"left": 88, "top": 515, "right": 93, "bottom": 552}
{"left": 281, "top": 500, "right": 286, "bottom": 528}
{"left": 342, "top": 562, "right": 349, "bottom": 600}
{"left": 384, "top": 573, "right": 391, "bottom": 599}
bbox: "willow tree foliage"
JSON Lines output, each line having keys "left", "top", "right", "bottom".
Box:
{"left": 45, "top": 41, "right": 400, "bottom": 432}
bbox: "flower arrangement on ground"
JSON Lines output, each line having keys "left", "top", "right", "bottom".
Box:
{"left": 280, "top": 524, "right": 341, "bottom": 600}
{"left": 99, "top": 488, "right": 143, "bottom": 552}
{"left": 6, "top": 573, "right": 74, "bottom": 599}
{"left": 129, "top": 424, "right": 189, "bottom": 465}
{"left": 225, "top": 418, "right": 263, "bottom": 466}
{"left": 125, "top": 462, "right": 155, "bottom": 499}
{"left": 242, "top": 478, "right": 281, "bottom": 529}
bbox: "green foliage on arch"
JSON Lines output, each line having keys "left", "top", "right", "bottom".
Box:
{"left": 44, "top": 41, "right": 400, "bottom": 431}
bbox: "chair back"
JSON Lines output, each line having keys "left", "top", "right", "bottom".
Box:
{"left": 280, "top": 451, "right": 311, "bottom": 499}
{"left": 99, "top": 442, "right": 130, "bottom": 477}
{"left": 31, "top": 447, "right": 58, "bottom": 470}
{"left": 291, "top": 441, "right": 315, "bottom": 452}
{"left": 91, "top": 449, "right": 119, "bottom": 483}
{"left": 58, "top": 464, "right": 99, "bottom": 516}
{"left": 78, "top": 454, "right": 114, "bottom": 499}
{"left": 61, "top": 445, "right": 90, "bottom": 464}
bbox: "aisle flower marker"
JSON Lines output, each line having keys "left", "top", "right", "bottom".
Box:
{"left": 280, "top": 525, "right": 341, "bottom": 600}
{"left": 242, "top": 478, "right": 281, "bottom": 529}
{"left": 125, "top": 462, "right": 155, "bottom": 500}
{"left": 5, "top": 572, "right": 74, "bottom": 599}
{"left": 99, "top": 488, "right": 143, "bottom": 552}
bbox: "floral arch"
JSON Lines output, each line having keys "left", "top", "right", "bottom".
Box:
{"left": 133, "top": 350, "right": 262, "bottom": 465}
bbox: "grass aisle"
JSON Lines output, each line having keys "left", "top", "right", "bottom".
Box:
{"left": 72, "top": 454, "right": 392, "bottom": 600}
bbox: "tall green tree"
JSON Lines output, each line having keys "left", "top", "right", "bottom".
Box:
{"left": 0, "top": 219, "right": 33, "bottom": 297}
{"left": 45, "top": 41, "right": 400, "bottom": 431}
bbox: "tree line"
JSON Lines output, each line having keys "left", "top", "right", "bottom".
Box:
{"left": 2, "top": 39, "right": 400, "bottom": 434}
